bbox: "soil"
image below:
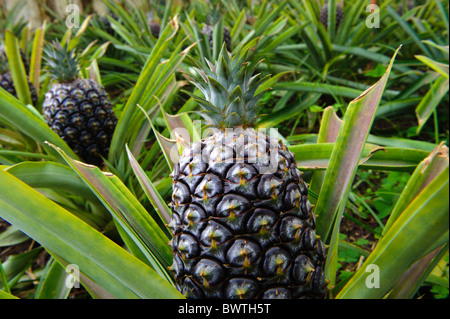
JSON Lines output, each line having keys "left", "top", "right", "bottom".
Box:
{"left": 339, "top": 211, "right": 379, "bottom": 247}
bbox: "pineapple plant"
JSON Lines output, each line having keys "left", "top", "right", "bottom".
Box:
{"left": 42, "top": 42, "right": 117, "bottom": 166}
{"left": 168, "top": 46, "right": 328, "bottom": 299}
{"left": 319, "top": 2, "right": 344, "bottom": 30}
{"left": 0, "top": 45, "right": 38, "bottom": 105}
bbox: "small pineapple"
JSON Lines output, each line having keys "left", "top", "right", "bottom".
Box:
{"left": 201, "top": 24, "right": 232, "bottom": 53}
{"left": 0, "top": 46, "right": 37, "bottom": 105}
{"left": 149, "top": 21, "right": 161, "bottom": 39}
{"left": 146, "top": 12, "right": 161, "bottom": 39}
{"left": 98, "top": 14, "right": 118, "bottom": 36}
{"left": 319, "top": 2, "right": 344, "bottom": 30}
{"left": 42, "top": 42, "right": 117, "bottom": 166}
{"left": 169, "top": 46, "right": 328, "bottom": 299}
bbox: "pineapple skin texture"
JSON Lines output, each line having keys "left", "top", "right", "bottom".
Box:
{"left": 43, "top": 78, "right": 117, "bottom": 166}
{"left": 169, "top": 128, "right": 328, "bottom": 299}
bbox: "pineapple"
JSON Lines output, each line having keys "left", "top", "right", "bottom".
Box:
{"left": 201, "top": 4, "right": 232, "bottom": 53}
{"left": 0, "top": 46, "right": 37, "bottom": 105}
{"left": 149, "top": 21, "right": 161, "bottom": 39}
{"left": 201, "top": 24, "right": 232, "bottom": 53}
{"left": 319, "top": 2, "right": 344, "bottom": 30}
{"left": 168, "top": 46, "right": 328, "bottom": 299}
{"left": 146, "top": 12, "right": 161, "bottom": 39}
{"left": 98, "top": 14, "right": 118, "bottom": 36}
{"left": 42, "top": 42, "right": 117, "bottom": 166}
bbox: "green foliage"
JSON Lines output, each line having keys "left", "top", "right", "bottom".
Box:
{"left": 0, "top": 0, "right": 448, "bottom": 300}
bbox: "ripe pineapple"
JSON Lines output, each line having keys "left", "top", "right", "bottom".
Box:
{"left": 0, "top": 46, "right": 38, "bottom": 105}
{"left": 42, "top": 43, "right": 117, "bottom": 166}
{"left": 168, "top": 46, "right": 328, "bottom": 299}
{"left": 319, "top": 2, "right": 344, "bottom": 30}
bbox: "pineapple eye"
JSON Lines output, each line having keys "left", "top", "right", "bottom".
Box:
{"left": 257, "top": 174, "right": 283, "bottom": 199}
{"left": 224, "top": 278, "right": 259, "bottom": 299}
{"left": 301, "top": 227, "right": 317, "bottom": 251}
{"left": 70, "top": 114, "right": 84, "bottom": 127}
{"left": 87, "top": 90, "right": 100, "bottom": 102}
{"left": 226, "top": 239, "right": 261, "bottom": 268}
{"left": 200, "top": 221, "right": 232, "bottom": 246}
{"left": 216, "top": 194, "right": 250, "bottom": 218}
{"left": 87, "top": 118, "right": 101, "bottom": 131}
{"left": 87, "top": 144, "right": 100, "bottom": 157}
{"left": 279, "top": 216, "right": 304, "bottom": 242}
{"left": 194, "top": 174, "right": 223, "bottom": 199}
{"left": 79, "top": 132, "right": 93, "bottom": 144}
{"left": 292, "top": 255, "right": 315, "bottom": 285}
{"left": 172, "top": 182, "right": 190, "bottom": 205}
{"left": 171, "top": 254, "right": 185, "bottom": 278}
{"left": 80, "top": 102, "right": 93, "bottom": 115}
{"left": 285, "top": 183, "right": 302, "bottom": 210}
{"left": 176, "top": 233, "right": 200, "bottom": 259}
{"left": 183, "top": 204, "right": 206, "bottom": 225}
{"left": 64, "top": 126, "right": 78, "bottom": 139}
{"left": 61, "top": 98, "right": 76, "bottom": 110}
{"left": 168, "top": 212, "right": 181, "bottom": 234}
{"left": 193, "top": 259, "right": 226, "bottom": 287}
{"left": 262, "top": 287, "right": 292, "bottom": 299}
{"left": 70, "top": 88, "right": 84, "bottom": 99}
{"left": 246, "top": 209, "right": 278, "bottom": 234}
{"left": 94, "top": 107, "right": 107, "bottom": 119}
{"left": 262, "top": 247, "right": 291, "bottom": 277}
{"left": 54, "top": 110, "right": 68, "bottom": 123}
{"left": 226, "top": 163, "right": 257, "bottom": 183}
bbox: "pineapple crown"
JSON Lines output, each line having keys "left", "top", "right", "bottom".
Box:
{"left": 43, "top": 41, "right": 80, "bottom": 83}
{"left": 186, "top": 44, "right": 270, "bottom": 129}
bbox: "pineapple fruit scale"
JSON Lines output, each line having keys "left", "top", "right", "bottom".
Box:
{"left": 168, "top": 46, "right": 328, "bottom": 299}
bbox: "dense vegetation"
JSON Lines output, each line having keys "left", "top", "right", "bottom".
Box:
{"left": 0, "top": 0, "right": 448, "bottom": 300}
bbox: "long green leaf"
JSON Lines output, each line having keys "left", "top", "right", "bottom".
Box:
{"left": 314, "top": 47, "right": 400, "bottom": 242}
{"left": 383, "top": 143, "right": 449, "bottom": 234}
{"left": 0, "top": 89, "right": 77, "bottom": 160}
{"left": 415, "top": 76, "right": 449, "bottom": 134}
{"left": 126, "top": 145, "right": 172, "bottom": 225}
{"left": 109, "top": 16, "right": 180, "bottom": 163}
{"left": 4, "top": 30, "right": 32, "bottom": 105}
{"left": 336, "top": 167, "right": 449, "bottom": 299}
{"left": 0, "top": 170, "right": 182, "bottom": 299}
{"left": 34, "top": 258, "right": 72, "bottom": 299}
{"left": 48, "top": 143, "right": 173, "bottom": 281}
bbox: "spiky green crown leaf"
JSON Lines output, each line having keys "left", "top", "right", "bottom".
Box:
{"left": 186, "top": 44, "right": 271, "bottom": 129}
{"left": 43, "top": 41, "right": 80, "bottom": 83}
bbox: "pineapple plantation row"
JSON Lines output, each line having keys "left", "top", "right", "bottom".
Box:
{"left": 0, "top": 0, "right": 448, "bottom": 301}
